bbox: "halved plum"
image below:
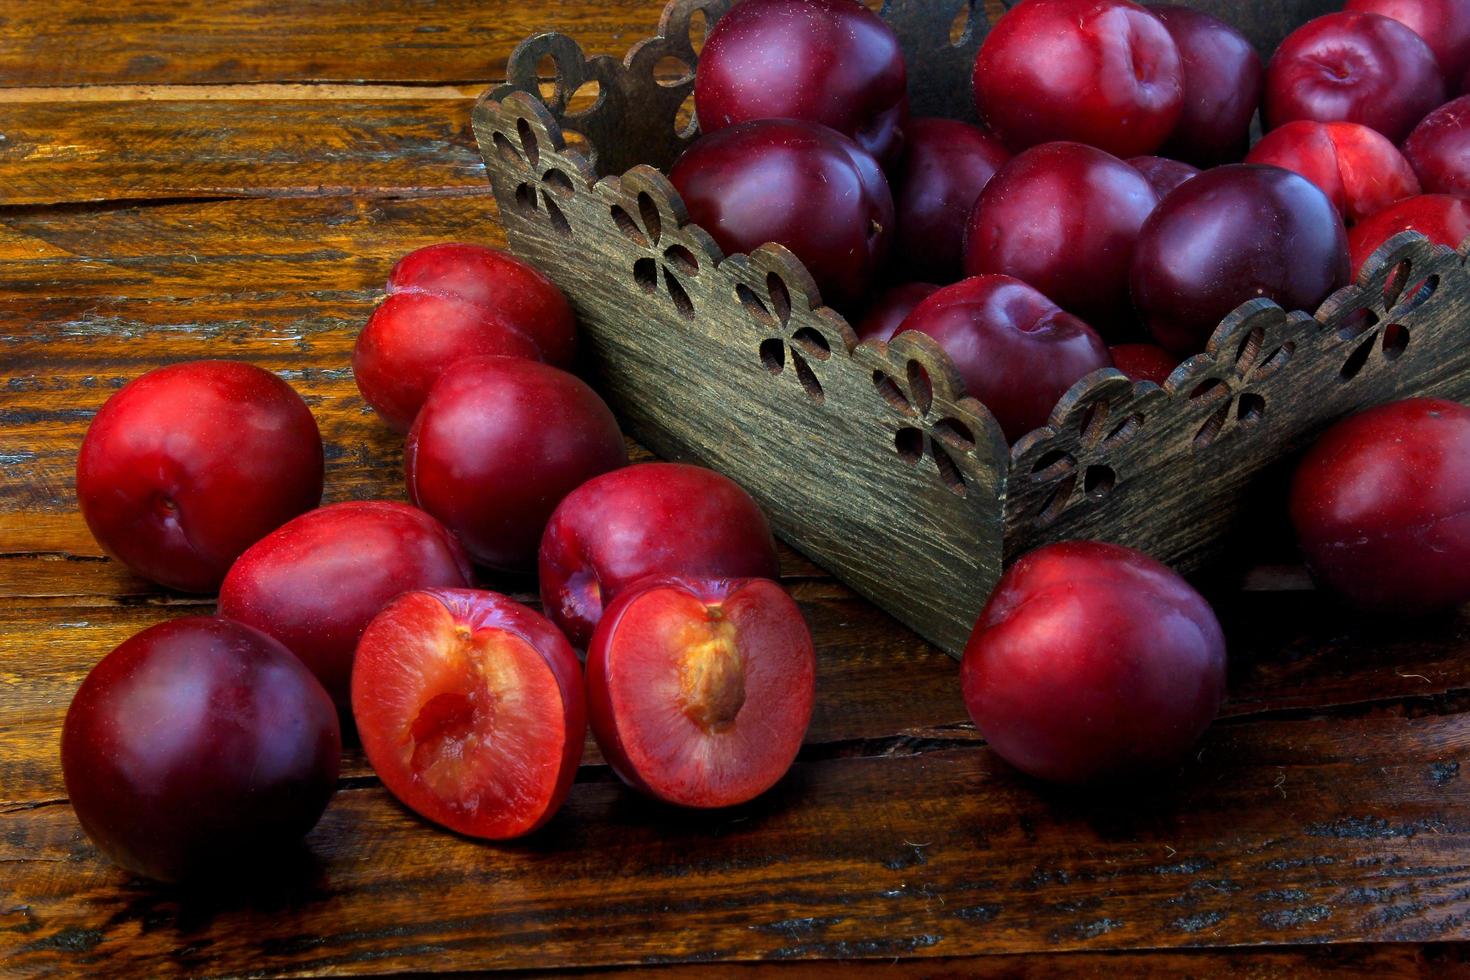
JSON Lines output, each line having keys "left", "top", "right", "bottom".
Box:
{"left": 586, "top": 577, "right": 815, "bottom": 809}
{"left": 351, "top": 588, "right": 585, "bottom": 839}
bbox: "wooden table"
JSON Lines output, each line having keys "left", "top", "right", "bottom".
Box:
{"left": 2, "top": 2, "right": 1468, "bottom": 976}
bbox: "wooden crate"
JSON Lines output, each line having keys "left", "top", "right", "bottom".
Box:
{"left": 472, "top": 0, "right": 1470, "bottom": 655}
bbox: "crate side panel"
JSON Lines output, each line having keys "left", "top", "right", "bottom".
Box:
{"left": 1005, "top": 239, "right": 1470, "bottom": 574}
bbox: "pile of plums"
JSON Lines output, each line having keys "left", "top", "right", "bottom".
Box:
{"left": 66, "top": 245, "right": 815, "bottom": 881}
{"left": 60, "top": 0, "right": 1470, "bottom": 884}
{"left": 679, "top": 0, "right": 1470, "bottom": 440}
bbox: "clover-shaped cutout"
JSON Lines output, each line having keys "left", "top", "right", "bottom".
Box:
{"left": 510, "top": 174, "right": 573, "bottom": 240}
{"left": 1337, "top": 256, "right": 1436, "bottom": 382}
{"left": 739, "top": 272, "right": 829, "bottom": 404}
{"left": 610, "top": 190, "right": 696, "bottom": 319}
{"left": 869, "top": 357, "right": 979, "bottom": 497}
{"left": 485, "top": 105, "right": 583, "bottom": 241}
{"left": 1188, "top": 323, "right": 1294, "bottom": 450}
{"left": 1026, "top": 395, "right": 1145, "bottom": 525}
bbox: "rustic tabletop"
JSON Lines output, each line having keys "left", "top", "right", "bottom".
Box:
{"left": 1, "top": 1, "right": 1468, "bottom": 976}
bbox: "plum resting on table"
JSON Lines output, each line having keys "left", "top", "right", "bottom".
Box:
{"left": 76, "top": 360, "right": 323, "bottom": 593}
{"left": 539, "top": 462, "right": 781, "bottom": 649}
{"left": 218, "top": 501, "right": 475, "bottom": 707}
{"left": 62, "top": 616, "right": 341, "bottom": 882}
{"left": 406, "top": 356, "right": 628, "bottom": 572}
{"left": 353, "top": 243, "right": 578, "bottom": 433}
{"left": 961, "top": 540, "right": 1227, "bottom": 785}
{"left": 1290, "top": 398, "right": 1470, "bottom": 614}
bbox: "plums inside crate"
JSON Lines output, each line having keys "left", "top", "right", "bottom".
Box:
{"left": 474, "top": 0, "right": 1470, "bottom": 658}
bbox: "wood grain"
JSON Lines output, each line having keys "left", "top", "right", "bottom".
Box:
{"left": 0, "top": 196, "right": 486, "bottom": 564}
{"left": 4, "top": 713, "right": 1468, "bottom": 975}
{"left": 0, "top": 83, "right": 483, "bottom": 103}
{"left": 0, "top": 0, "right": 664, "bottom": 89}
{"left": 0, "top": 194, "right": 501, "bottom": 295}
{"left": 0, "top": 98, "right": 486, "bottom": 205}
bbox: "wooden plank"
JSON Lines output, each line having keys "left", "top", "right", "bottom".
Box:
{"left": 0, "top": 83, "right": 483, "bottom": 103}
{"left": 1218, "top": 590, "right": 1470, "bottom": 718}
{"left": 0, "top": 290, "right": 409, "bottom": 549}
{"left": 4, "top": 713, "right": 1467, "bottom": 975}
{"left": 0, "top": 0, "right": 663, "bottom": 89}
{"left": 0, "top": 99, "right": 486, "bottom": 205}
{"left": 0, "top": 194, "right": 503, "bottom": 294}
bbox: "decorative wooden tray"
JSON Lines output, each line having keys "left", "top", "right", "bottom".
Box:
{"left": 471, "top": 0, "right": 1470, "bottom": 656}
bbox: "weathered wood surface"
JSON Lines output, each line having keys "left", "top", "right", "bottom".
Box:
{"left": 6, "top": 712, "right": 1470, "bottom": 975}
{"left": 0, "top": 1, "right": 665, "bottom": 89}
{"left": 0, "top": 98, "right": 486, "bottom": 205}
{"left": 1, "top": 0, "right": 1468, "bottom": 976}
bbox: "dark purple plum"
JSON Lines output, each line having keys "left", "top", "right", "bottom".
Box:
{"left": 670, "top": 119, "right": 894, "bottom": 311}
{"left": 891, "top": 118, "right": 1009, "bottom": 282}
{"left": 693, "top": 0, "right": 908, "bottom": 166}
{"left": 898, "top": 275, "right": 1113, "bottom": 442}
{"left": 1131, "top": 164, "right": 1349, "bottom": 354}
{"left": 62, "top": 616, "right": 340, "bottom": 882}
